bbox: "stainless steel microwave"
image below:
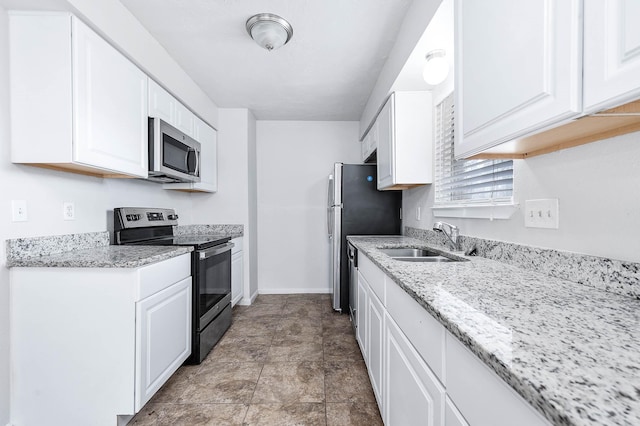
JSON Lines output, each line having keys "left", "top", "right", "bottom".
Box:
{"left": 148, "top": 117, "right": 201, "bottom": 183}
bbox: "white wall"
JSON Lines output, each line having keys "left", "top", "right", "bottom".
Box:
{"left": 403, "top": 131, "right": 640, "bottom": 263}
{"left": 247, "top": 113, "right": 258, "bottom": 300}
{"left": 191, "top": 108, "right": 257, "bottom": 304}
{"left": 256, "top": 121, "right": 361, "bottom": 294}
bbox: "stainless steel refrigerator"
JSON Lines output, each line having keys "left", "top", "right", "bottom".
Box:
{"left": 327, "top": 163, "right": 402, "bottom": 313}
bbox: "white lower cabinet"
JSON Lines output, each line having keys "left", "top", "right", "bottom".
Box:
{"left": 356, "top": 272, "right": 369, "bottom": 359}
{"left": 231, "top": 237, "right": 244, "bottom": 306}
{"left": 367, "top": 289, "right": 385, "bottom": 410}
{"left": 445, "top": 396, "right": 470, "bottom": 426}
{"left": 385, "top": 313, "right": 445, "bottom": 426}
{"left": 135, "top": 276, "right": 191, "bottom": 410}
{"left": 355, "top": 250, "right": 550, "bottom": 426}
{"left": 10, "top": 254, "right": 192, "bottom": 426}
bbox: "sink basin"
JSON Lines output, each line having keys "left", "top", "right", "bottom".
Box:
{"left": 394, "top": 256, "right": 458, "bottom": 262}
{"left": 378, "top": 247, "right": 466, "bottom": 263}
{"left": 378, "top": 248, "right": 440, "bottom": 257}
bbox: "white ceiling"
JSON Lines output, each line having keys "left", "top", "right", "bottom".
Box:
{"left": 115, "top": 0, "right": 414, "bottom": 121}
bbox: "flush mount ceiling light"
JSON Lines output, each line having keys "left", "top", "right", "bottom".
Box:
{"left": 246, "top": 13, "right": 293, "bottom": 51}
{"left": 423, "top": 49, "right": 449, "bottom": 85}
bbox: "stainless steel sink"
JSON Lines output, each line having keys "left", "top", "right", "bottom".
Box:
{"left": 378, "top": 248, "right": 440, "bottom": 257}
{"left": 378, "top": 247, "right": 466, "bottom": 262}
{"left": 395, "top": 256, "right": 458, "bottom": 262}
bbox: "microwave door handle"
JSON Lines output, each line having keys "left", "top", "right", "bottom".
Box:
{"left": 194, "top": 149, "right": 200, "bottom": 176}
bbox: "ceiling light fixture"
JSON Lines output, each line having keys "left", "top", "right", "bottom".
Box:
{"left": 423, "top": 49, "right": 449, "bottom": 85}
{"left": 246, "top": 13, "right": 293, "bottom": 51}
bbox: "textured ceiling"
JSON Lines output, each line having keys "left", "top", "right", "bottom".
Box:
{"left": 117, "top": 0, "right": 414, "bottom": 120}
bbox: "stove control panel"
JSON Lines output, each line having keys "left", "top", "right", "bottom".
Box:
{"left": 114, "top": 207, "right": 179, "bottom": 231}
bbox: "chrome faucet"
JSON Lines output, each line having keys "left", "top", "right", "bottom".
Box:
{"left": 433, "top": 221, "right": 460, "bottom": 251}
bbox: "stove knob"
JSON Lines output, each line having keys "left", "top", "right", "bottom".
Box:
{"left": 168, "top": 214, "right": 179, "bottom": 220}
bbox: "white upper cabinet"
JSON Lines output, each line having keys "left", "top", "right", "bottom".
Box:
{"left": 148, "top": 78, "right": 176, "bottom": 124}
{"left": 9, "top": 13, "right": 148, "bottom": 178}
{"left": 454, "top": 0, "right": 582, "bottom": 159}
{"left": 361, "top": 121, "right": 378, "bottom": 163}
{"left": 583, "top": 0, "right": 640, "bottom": 112}
{"left": 376, "top": 92, "right": 433, "bottom": 190}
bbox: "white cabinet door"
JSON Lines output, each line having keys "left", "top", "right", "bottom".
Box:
{"left": 361, "top": 121, "right": 378, "bottom": 163}
{"left": 376, "top": 96, "right": 394, "bottom": 189}
{"left": 445, "top": 396, "right": 470, "bottom": 426}
{"left": 175, "top": 101, "right": 195, "bottom": 137}
{"left": 361, "top": 132, "right": 370, "bottom": 162}
{"left": 72, "top": 17, "right": 148, "bottom": 177}
{"left": 135, "top": 276, "right": 192, "bottom": 411}
{"left": 385, "top": 313, "right": 445, "bottom": 426}
{"left": 194, "top": 118, "right": 218, "bottom": 192}
{"left": 583, "top": 0, "right": 640, "bottom": 112}
{"left": 231, "top": 238, "right": 244, "bottom": 306}
{"left": 367, "top": 288, "right": 385, "bottom": 411}
{"left": 356, "top": 271, "right": 369, "bottom": 360}
{"left": 384, "top": 316, "right": 445, "bottom": 426}
{"left": 376, "top": 92, "right": 432, "bottom": 190}
{"left": 454, "top": 0, "right": 582, "bottom": 159}
{"left": 148, "top": 78, "right": 176, "bottom": 124}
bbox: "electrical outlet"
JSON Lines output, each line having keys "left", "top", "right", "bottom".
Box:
{"left": 416, "top": 206, "right": 421, "bottom": 221}
{"left": 524, "top": 199, "right": 559, "bottom": 229}
{"left": 63, "top": 202, "right": 75, "bottom": 221}
{"left": 12, "top": 200, "right": 28, "bottom": 222}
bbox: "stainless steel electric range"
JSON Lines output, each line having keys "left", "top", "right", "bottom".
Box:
{"left": 114, "top": 207, "right": 233, "bottom": 364}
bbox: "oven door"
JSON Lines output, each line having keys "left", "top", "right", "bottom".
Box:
{"left": 195, "top": 242, "right": 233, "bottom": 330}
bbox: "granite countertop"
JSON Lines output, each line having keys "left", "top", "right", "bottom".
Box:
{"left": 174, "top": 224, "right": 244, "bottom": 239}
{"left": 7, "top": 245, "right": 193, "bottom": 268}
{"left": 347, "top": 236, "right": 640, "bottom": 426}
{"left": 6, "top": 225, "right": 244, "bottom": 269}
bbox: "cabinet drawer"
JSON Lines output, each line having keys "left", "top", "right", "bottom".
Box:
{"left": 137, "top": 253, "right": 191, "bottom": 300}
{"left": 358, "top": 254, "right": 385, "bottom": 304}
{"left": 386, "top": 278, "right": 445, "bottom": 382}
{"left": 446, "top": 332, "right": 551, "bottom": 426}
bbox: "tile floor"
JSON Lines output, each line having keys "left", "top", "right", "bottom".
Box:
{"left": 130, "top": 294, "right": 383, "bottom": 425}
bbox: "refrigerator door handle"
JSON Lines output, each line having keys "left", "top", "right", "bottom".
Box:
{"left": 331, "top": 205, "right": 342, "bottom": 311}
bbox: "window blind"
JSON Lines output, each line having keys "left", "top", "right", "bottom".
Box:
{"left": 434, "top": 93, "right": 514, "bottom": 204}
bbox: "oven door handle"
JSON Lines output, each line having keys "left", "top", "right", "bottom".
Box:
{"left": 199, "top": 242, "right": 234, "bottom": 260}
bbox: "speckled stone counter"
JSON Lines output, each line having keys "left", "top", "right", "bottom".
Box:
{"left": 175, "top": 224, "right": 243, "bottom": 239}
{"left": 6, "top": 231, "right": 192, "bottom": 268}
{"left": 347, "top": 236, "right": 640, "bottom": 426}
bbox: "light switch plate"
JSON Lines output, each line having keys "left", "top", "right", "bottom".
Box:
{"left": 524, "top": 199, "right": 559, "bottom": 229}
